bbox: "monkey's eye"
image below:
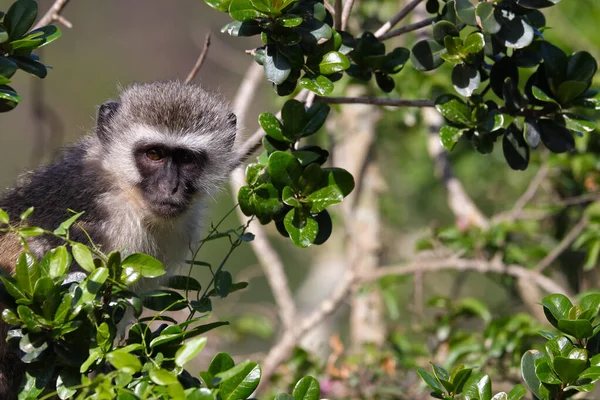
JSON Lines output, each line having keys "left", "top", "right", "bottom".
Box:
{"left": 145, "top": 148, "right": 164, "bottom": 161}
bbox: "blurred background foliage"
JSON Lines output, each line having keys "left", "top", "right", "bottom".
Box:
{"left": 2, "top": 0, "right": 600, "bottom": 398}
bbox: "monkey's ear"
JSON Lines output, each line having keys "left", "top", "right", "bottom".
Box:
{"left": 96, "top": 101, "right": 120, "bottom": 142}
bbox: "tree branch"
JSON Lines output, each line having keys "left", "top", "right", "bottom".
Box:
{"left": 334, "top": 0, "right": 343, "bottom": 30}
{"left": 506, "top": 165, "right": 550, "bottom": 221}
{"left": 378, "top": 17, "right": 435, "bottom": 40}
{"left": 341, "top": 0, "right": 356, "bottom": 31}
{"left": 32, "top": 0, "right": 72, "bottom": 30}
{"left": 362, "top": 258, "right": 571, "bottom": 297}
{"left": 374, "top": 0, "right": 425, "bottom": 38}
{"left": 317, "top": 96, "right": 435, "bottom": 107}
{"left": 185, "top": 33, "right": 212, "bottom": 84}
{"left": 535, "top": 217, "right": 590, "bottom": 273}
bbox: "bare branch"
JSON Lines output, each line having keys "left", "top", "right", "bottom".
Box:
{"left": 257, "top": 268, "right": 357, "bottom": 393}
{"left": 32, "top": 0, "right": 72, "bottom": 30}
{"left": 374, "top": 0, "right": 425, "bottom": 38}
{"left": 341, "top": 0, "right": 356, "bottom": 31}
{"left": 185, "top": 33, "right": 212, "bottom": 85}
{"left": 334, "top": 0, "right": 343, "bottom": 30}
{"left": 378, "top": 17, "right": 435, "bottom": 40}
{"left": 535, "top": 217, "right": 590, "bottom": 273}
{"left": 317, "top": 96, "right": 435, "bottom": 107}
{"left": 363, "top": 258, "right": 571, "bottom": 297}
{"left": 506, "top": 165, "right": 550, "bottom": 221}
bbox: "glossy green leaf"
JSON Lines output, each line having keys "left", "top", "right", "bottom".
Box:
{"left": 106, "top": 351, "right": 142, "bottom": 374}
{"left": 435, "top": 94, "right": 471, "bottom": 126}
{"left": 439, "top": 125, "right": 463, "bottom": 151}
{"left": 417, "top": 368, "right": 444, "bottom": 394}
{"left": 567, "top": 51, "right": 597, "bottom": 83}
{"left": 452, "top": 64, "right": 480, "bottom": 97}
{"left": 462, "top": 32, "right": 485, "bottom": 54}
{"left": 455, "top": 0, "right": 477, "bottom": 26}
{"left": 16, "top": 251, "right": 38, "bottom": 295}
{"left": 284, "top": 208, "right": 318, "bottom": 248}
{"left": 0, "top": 28, "right": 8, "bottom": 44}
{"left": 557, "top": 318, "right": 593, "bottom": 338}
{"left": 507, "top": 384, "right": 527, "bottom": 400}
{"left": 318, "top": 51, "right": 350, "bottom": 75}
{"left": 165, "top": 275, "right": 202, "bottom": 292}
{"left": 556, "top": 80, "right": 589, "bottom": 104}
{"left": 238, "top": 183, "right": 284, "bottom": 224}
{"left": 221, "top": 20, "right": 261, "bottom": 36}
{"left": 259, "top": 112, "right": 289, "bottom": 142}
{"left": 521, "top": 350, "right": 544, "bottom": 399}
{"left": 475, "top": 2, "right": 501, "bottom": 34}
{"left": 141, "top": 290, "right": 187, "bottom": 311}
{"left": 121, "top": 253, "right": 166, "bottom": 283}
{"left": 150, "top": 368, "right": 179, "bottom": 386}
{"left": 205, "top": 0, "right": 232, "bottom": 12}
{"left": 0, "top": 85, "right": 21, "bottom": 112}
{"left": 229, "top": 0, "right": 265, "bottom": 21}
{"left": 299, "top": 75, "right": 334, "bottom": 96}
{"left": 462, "top": 372, "right": 491, "bottom": 400}
{"left": 175, "top": 336, "right": 208, "bottom": 367}
{"left": 10, "top": 25, "right": 61, "bottom": 50}
{"left": 498, "top": 18, "right": 534, "bottom": 49}
{"left": 215, "top": 270, "right": 233, "bottom": 297}
{"left": 292, "top": 376, "right": 320, "bottom": 400}
{"left": 218, "top": 361, "right": 261, "bottom": 400}
{"left": 538, "top": 119, "right": 575, "bottom": 153}
{"left": 0, "top": 209, "right": 8, "bottom": 225}
{"left": 411, "top": 40, "right": 446, "bottom": 71}
{"left": 553, "top": 349, "right": 587, "bottom": 383}
{"left": 305, "top": 168, "right": 355, "bottom": 213}
{"left": 503, "top": 124, "right": 529, "bottom": 171}
{"left": 281, "top": 99, "right": 306, "bottom": 139}
{"left": 0, "top": 57, "right": 18, "bottom": 79}
{"left": 39, "top": 245, "right": 71, "bottom": 279}
{"left": 71, "top": 243, "right": 95, "bottom": 273}
{"left": 268, "top": 151, "right": 303, "bottom": 189}
{"left": 264, "top": 45, "right": 291, "bottom": 85}
{"left": 433, "top": 21, "right": 459, "bottom": 45}
{"left": 563, "top": 113, "right": 596, "bottom": 134}
{"left": 302, "top": 102, "right": 330, "bottom": 136}
{"left": 4, "top": 0, "right": 37, "bottom": 40}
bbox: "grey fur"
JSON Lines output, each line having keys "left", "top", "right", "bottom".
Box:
{"left": 0, "top": 81, "right": 238, "bottom": 399}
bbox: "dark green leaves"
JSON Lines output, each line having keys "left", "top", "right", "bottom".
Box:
{"left": 4, "top": 0, "right": 37, "bottom": 40}
{"left": 411, "top": 40, "right": 445, "bottom": 71}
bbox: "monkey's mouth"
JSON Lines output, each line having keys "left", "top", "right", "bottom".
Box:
{"left": 152, "top": 200, "right": 189, "bottom": 218}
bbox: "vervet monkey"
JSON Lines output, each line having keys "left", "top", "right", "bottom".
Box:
{"left": 0, "top": 81, "right": 238, "bottom": 398}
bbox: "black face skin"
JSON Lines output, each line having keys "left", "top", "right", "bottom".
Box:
{"left": 134, "top": 143, "right": 206, "bottom": 218}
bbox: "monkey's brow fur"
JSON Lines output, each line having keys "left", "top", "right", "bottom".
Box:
{"left": 114, "top": 81, "right": 235, "bottom": 135}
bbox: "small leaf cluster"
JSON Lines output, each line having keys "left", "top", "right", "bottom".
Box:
{"left": 238, "top": 99, "right": 355, "bottom": 247}
{"left": 414, "top": 0, "right": 599, "bottom": 170}
{"left": 418, "top": 293, "right": 600, "bottom": 400}
{"left": 211, "top": 0, "right": 351, "bottom": 96}
{"left": 0, "top": 0, "right": 61, "bottom": 112}
{"left": 0, "top": 210, "right": 323, "bottom": 399}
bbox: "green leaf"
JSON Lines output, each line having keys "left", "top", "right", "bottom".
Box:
{"left": 221, "top": 20, "right": 262, "bottom": 36}
{"left": 411, "top": 40, "right": 446, "bottom": 71}
{"left": 205, "top": 0, "right": 233, "bottom": 12}
{"left": 417, "top": 368, "right": 444, "bottom": 394}
{"left": 238, "top": 183, "right": 284, "bottom": 224}
{"left": 531, "top": 86, "right": 558, "bottom": 104}
{"left": 175, "top": 336, "right": 208, "bottom": 367}
{"left": 435, "top": 94, "right": 471, "bottom": 126}
{"left": 318, "top": 51, "right": 350, "bottom": 75}
{"left": 538, "top": 119, "right": 575, "bottom": 153}
{"left": 4, "top": 0, "right": 37, "bottom": 40}
{"left": 0, "top": 208, "right": 8, "bottom": 225}
{"left": 0, "top": 28, "right": 8, "bottom": 44}
{"left": 0, "top": 57, "right": 18, "bottom": 79}
{"left": 10, "top": 25, "right": 61, "bottom": 50}
{"left": 303, "top": 102, "right": 330, "bottom": 136}
{"left": 541, "top": 294, "right": 572, "bottom": 322}
{"left": 142, "top": 290, "right": 187, "bottom": 312}
{"left": 215, "top": 270, "right": 233, "bottom": 298}
{"left": 39, "top": 245, "right": 71, "bottom": 279}
{"left": 165, "top": 275, "right": 202, "bottom": 292}
{"left": 264, "top": 45, "right": 291, "bottom": 85}
{"left": 455, "top": 0, "right": 477, "bottom": 26}
{"left": 16, "top": 251, "right": 38, "bottom": 295}
{"left": 433, "top": 21, "right": 459, "bottom": 45}
{"left": 498, "top": 18, "right": 534, "bottom": 49}
{"left": 452, "top": 64, "right": 480, "bottom": 97}
{"left": 121, "top": 253, "right": 166, "bottom": 284}
{"left": 305, "top": 168, "right": 355, "bottom": 213}
{"left": 462, "top": 32, "right": 485, "bottom": 54}
{"left": 268, "top": 151, "right": 303, "bottom": 189}
{"left": 556, "top": 80, "right": 589, "bottom": 105}
{"left": 375, "top": 72, "right": 395, "bottom": 93}
{"left": 507, "top": 384, "right": 527, "bottom": 400}
{"left": 259, "top": 112, "right": 289, "bottom": 143}
{"left": 439, "top": 125, "right": 463, "bottom": 151}
{"left": 553, "top": 349, "right": 588, "bottom": 383}
{"left": 475, "top": 2, "right": 501, "bottom": 34}
{"left": 521, "top": 350, "right": 544, "bottom": 399}
{"left": 313, "top": 209, "right": 332, "bottom": 245}
{"left": 106, "top": 351, "right": 142, "bottom": 374}
{"left": 1, "top": 276, "right": 28, "bottom": 301}
{"left": 208, "top": 352, "right": 236, "bottom": 380}
{"left": 567, "top": 51, "right": 597, "bottom": 83}
{"left": 56, "top": 368, "right": 79, "bottom": 400}
{"left": 284, "top": 208, "right": 318, "bottom": 248}
{"left": 299, "top": 75, "right": 334, "bottom": 96}
{"left": 71, "top": 243, "right": 95, "bottom": 273}
{"left": 218, "top": 362, "right": 261, "bottom": 400}
{"left": 281, "top": 99, "right": 306, "bottom": 139}
{"left": 462, "top": 372, "right": 491, "bottom": 400}
{"left": 557, "top": 318, "right": 593, "bottom": 339}
{"left": 150, "top": 369, "right": 179, "bottom": 386}
{"left": 0, "top": 85, "right": 21, "bottom": 112}
{"left": 229, "top": 0, "right": 265, "bottom": 21}
{"left": 563, "top": 113, "right": 596, "bottom": 134}
{"left": 503, "top": 124, "right": 529, "bottom": 171}
{"left": 292, "top": 376, "right": 320, "bottom": 400}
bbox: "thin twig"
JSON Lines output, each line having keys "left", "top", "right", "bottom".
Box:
{"left": 185, "top": 33, "right": 212, "bottom": 84}
{"left": 32, "top": 0, "right": 72, "bottom": 30}
{"left": 341, "top": 0, "right": 356, "bottom": 31}
{"left": 317, "top": 96, "right": 435, "bottom": 107}
{"left": 374, "top": 0, "right": 425, "bottom": 38}
{"left": 378, "top": 17, "right": 435, "bottom": 40}
{"left": 507, "top": 165, "right": 550, "bottom": 221}
{"left": 363, "top": 258, "right": 571, "bottom": 297}
{"left": 535, "top": 217, "right": 590, "bottom": 273}
{"left": 334, "top": 0, "right": 343, "bottom": 30}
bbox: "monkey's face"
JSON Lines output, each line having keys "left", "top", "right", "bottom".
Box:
{"left": 134, "top": 143, "right": 206, "bottom": 218}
